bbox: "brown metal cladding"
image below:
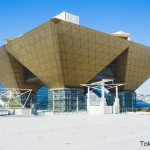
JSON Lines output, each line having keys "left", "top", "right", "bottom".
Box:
{"left": 0, "top": 46, "right": 40, "bottom": 91}
{"left": 0, "top": 18, "right": 150, "bottom": 91}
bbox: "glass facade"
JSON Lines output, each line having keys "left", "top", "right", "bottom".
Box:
{"left": 35, "top": 86, "right": 50, "bottom": 110}
{"left": 91, "top": 88, "right": 136, "bottom": 113}
{"left": 24, "top": 68, "right": 36, "bottom": 79}
{"left": 117, "top": 92, "right": 136, "bottom": 112}
{"left": 48, "top": 88, "right": 86, "bottom": 112}
{"left": 89, "top": 64, "right": 116, "bottom": 83}
{"left": 0, "top": 82, "right": 137, "bottom": 114}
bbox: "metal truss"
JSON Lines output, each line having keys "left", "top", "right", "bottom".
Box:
{"left": 0, "top": 88, "right": 32, "bottom": 109}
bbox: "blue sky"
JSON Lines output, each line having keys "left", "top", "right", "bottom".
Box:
{"left": 0, "top": 0, "right": 150, "bottom": 94}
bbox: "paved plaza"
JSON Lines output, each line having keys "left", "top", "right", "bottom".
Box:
{"left": 0, "top": 114, "right": 150, "bottom": 150}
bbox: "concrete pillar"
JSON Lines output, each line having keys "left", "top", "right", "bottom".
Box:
{"left": 102, "top": 84, "right": 105, "bottom": 99}
{"left": 52, "top": 91, "right": 55, "bottom": 112}
{"left": 76, "top": 97, "right": 78, "bottom": 112}
{"left": 113, "top": 86, "right": 120, "bottom": 114}
{"left": 114, "top": 97, "right": 120, "bottom": 113}
{"left": 100, "top": 83, "right": 106, "bottom": 114}
{"left": 100, "top": 97, "right": 106, "bottom": 114}
{"left": 116, "top": 86, "right": 118, "bottom": 99}
{"left": 87, "top": 86, "right": 90, "bottom": 112}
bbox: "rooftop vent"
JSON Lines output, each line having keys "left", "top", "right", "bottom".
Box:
{"left": 53, "top": 11, "right": 79, "bottom": 25}
{"left": 112, "top": 31, "right": 131, "bottom": 41}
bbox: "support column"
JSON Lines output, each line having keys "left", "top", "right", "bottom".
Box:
{"left": 76, "top": 97, "right": 78, "bottom": 112}
{"left": 100, "top": 83, "right": 106, "bottom": 114}
{"left": 52, "top": 91, "right": 55, "bottom": 112}
{"left": 87, "top": 86, "right": 90, "bottom": 112}
{"left": 102, "top": 83, "right": 105, "bottom": 99}
{"left": 113, "top": 86, "right": 120, "bottom": 114}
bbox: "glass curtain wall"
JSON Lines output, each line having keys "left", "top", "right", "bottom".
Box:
{"left": 118, "top": 92, "right": 136, "bottom": 112}
{"left": 35, "top": 86, "right": 50, "bottom": 110}
{"left": 48, "top": 88, "right": 86, "bottom": 112}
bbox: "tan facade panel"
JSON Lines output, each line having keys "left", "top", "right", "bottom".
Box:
{"left": 0, "top": 18, "right": 150, "bottom": 91}
{"left": 0, "top": 46, "right": 41, "bottom": 91}
{"left": 0, "top": 47, "right": 18, "bottom": 88}
{"left": 123, "top": 43, "right": 150, "bottom": 91}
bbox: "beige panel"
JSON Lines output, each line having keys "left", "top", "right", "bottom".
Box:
{"left": 7, "top": 53, "right": 41, "bottom": 91}
{"left": 124, "top": 43, "right": 150, "bottom": 91}
{"left": 1, "top": 18, "right": 150, "bottom": 91}
{"left": 114, "top": 49, "right": 128, "bottom": 91}
{"left": 0, "top": 47, "right": 41, "bottom": 91}
{"left": 0, "top": 47, "right": 18, "bottom": 88}
{"left": 57, "top": 20, "right": 130, "bottom": 88}
{"left": 4, "top": 20, "right": 64, "bottom": 89}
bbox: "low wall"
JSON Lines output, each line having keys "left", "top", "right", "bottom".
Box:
{"left": 0, "top": 110, "right": 9, "bottom": 116}
{"left": 89, "top": 106, "right": 113, "bottom": 114}
{"left": 15, "top": 109, "right": 31, "bottom": 116}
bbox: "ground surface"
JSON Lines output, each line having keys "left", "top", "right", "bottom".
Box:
{"left": 0, "top": 113, "right": 150, "bottom": 150}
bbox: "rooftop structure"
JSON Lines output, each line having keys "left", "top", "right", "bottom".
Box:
{"left": 53, "top": 11, "right": 79, "bottom": 25}
{"left": 112, "top": 30, "right": 131, "bottom": 40}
